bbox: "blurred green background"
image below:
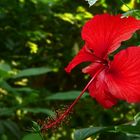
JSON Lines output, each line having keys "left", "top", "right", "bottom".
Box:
{"left": 0, "top": 0, "right": 140, "bottom": 140}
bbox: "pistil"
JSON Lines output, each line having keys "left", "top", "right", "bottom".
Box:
{"left": 41, "top": 67, "right": 104, "bottom": 131}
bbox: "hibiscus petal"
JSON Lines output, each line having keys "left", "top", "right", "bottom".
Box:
{"left": 65, "top": 45, "right": 95, "bottom": 73}
{"left": 82, "top": 14, "right": 140, "bottom": 58}
{"left": 89, "top": 70, "right": 117, "bottom": 108}
{"left": 82, "top": 63, "right": 104, "bottom": 76}
{"left": 106, "top": 47, "right": 140, "bottom": 103}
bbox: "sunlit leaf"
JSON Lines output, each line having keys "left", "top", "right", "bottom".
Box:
{"left": 27, "top": 41, "right": 38, "bottom": 54}
{"left": 55, "top": 13, "right": 75, "bottom": 24}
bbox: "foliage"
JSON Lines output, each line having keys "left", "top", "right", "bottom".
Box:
{"left": 0, "top": 0, "right": 140, "bottom": 140}
{"left": 85, "top": 0, "right": 98, "bottom": 6}
{"left": 74, "top": 113, "right": 140, "bottom": 140}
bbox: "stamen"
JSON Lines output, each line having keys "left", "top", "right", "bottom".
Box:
{"left": 41, "top": 67, "right": 104, "bottom": 131}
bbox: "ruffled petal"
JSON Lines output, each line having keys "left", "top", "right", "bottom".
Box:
{"left": 65, "top": 45, "right": 95, "bottom": 73}
{"left": 105, "top": 47, "right": 140, "bottom": 103}
{"left": 82, "top": 14, "right": 140, "bottom": 58}
{"left": 89, "top": 70, "right": 117, "bottom": 108}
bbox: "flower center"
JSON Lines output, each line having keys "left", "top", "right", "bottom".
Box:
{"left": 85, "top": 45, "right": 108, "bottom": 66}
{"left": 101, "top": 59, "right": 108, "bottom": 66}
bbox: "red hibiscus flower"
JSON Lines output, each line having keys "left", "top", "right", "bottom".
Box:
{"left": 41, "top": 14, "right": 140, "bottom": 131}
{"left": 65, "top": 14, "right": 140, "bottom": 108}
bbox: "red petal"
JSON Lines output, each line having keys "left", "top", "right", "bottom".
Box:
{"left": 82, "top": 63, "right": 104, "bottom": 76}
{"left": 89, "top": 70, "right": 117, "bottom": 108}
{"left": 106, "top": 47, "right": 140, "bottom": 103}
{"left": 65, "top": 45, "right": 95, "bottom": 73}
{"left": 82, "top": 14, "right": 140, "bottom": 58}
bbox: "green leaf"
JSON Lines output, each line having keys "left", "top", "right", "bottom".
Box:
{"left": 0, "top": 70, "right": 9, "bottom": 79}
{"left": 74, "top": 112, "right": 140, "bottom": 140}
{"left": 2, "top": 120, "right": 21, "bottom": 139}
{"left": 0, "top": 121, "right": 4, "bottom": 134}
{"left": 0, "top": 80, "right": 17, "bottom": 93}
{"left": 115, "top": 125, "right": 140, "bottom": 136}
{"left": 15, "top": 87, "right": 37, "bottom": 93}
{"left": 85, "top": 0, "right": 98, "bottom": 6}
{"left": 121, "top": 9, "right": 140, "bottom": 18}
{"left": 115, "top": 113, "right": 140, "bottom": 136}
{"left": 0, "top": 63, "right": 11, "bottom": 79}
{"left": 0, "top": 63, "right": 11, "bottom": 72}
{"left": 13, "top": 67, "right": 52, "bottom": 78}
{"left": 32, "top": 121, "right": 41, "bottom": 132}
{"left": 22, "top": 133, "right": 42, "bottom": 140}
{"left": 134, "top": 112, "right": 140, "bottom": 125}
{"left": 23, "top": 108, "right": 55, "bottom": 116}
{"left": 74, "top": 126, "right": 109, "bottom": 140}
{"left": 0, "top": 107, "right": 16, "bottom": 116}
{"left": 47, "top": 91, "right": 89, "bottom": 100}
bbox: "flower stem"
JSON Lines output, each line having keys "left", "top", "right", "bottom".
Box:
{"left": 41, "top": 67, "right": 104, "bottom": 131}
